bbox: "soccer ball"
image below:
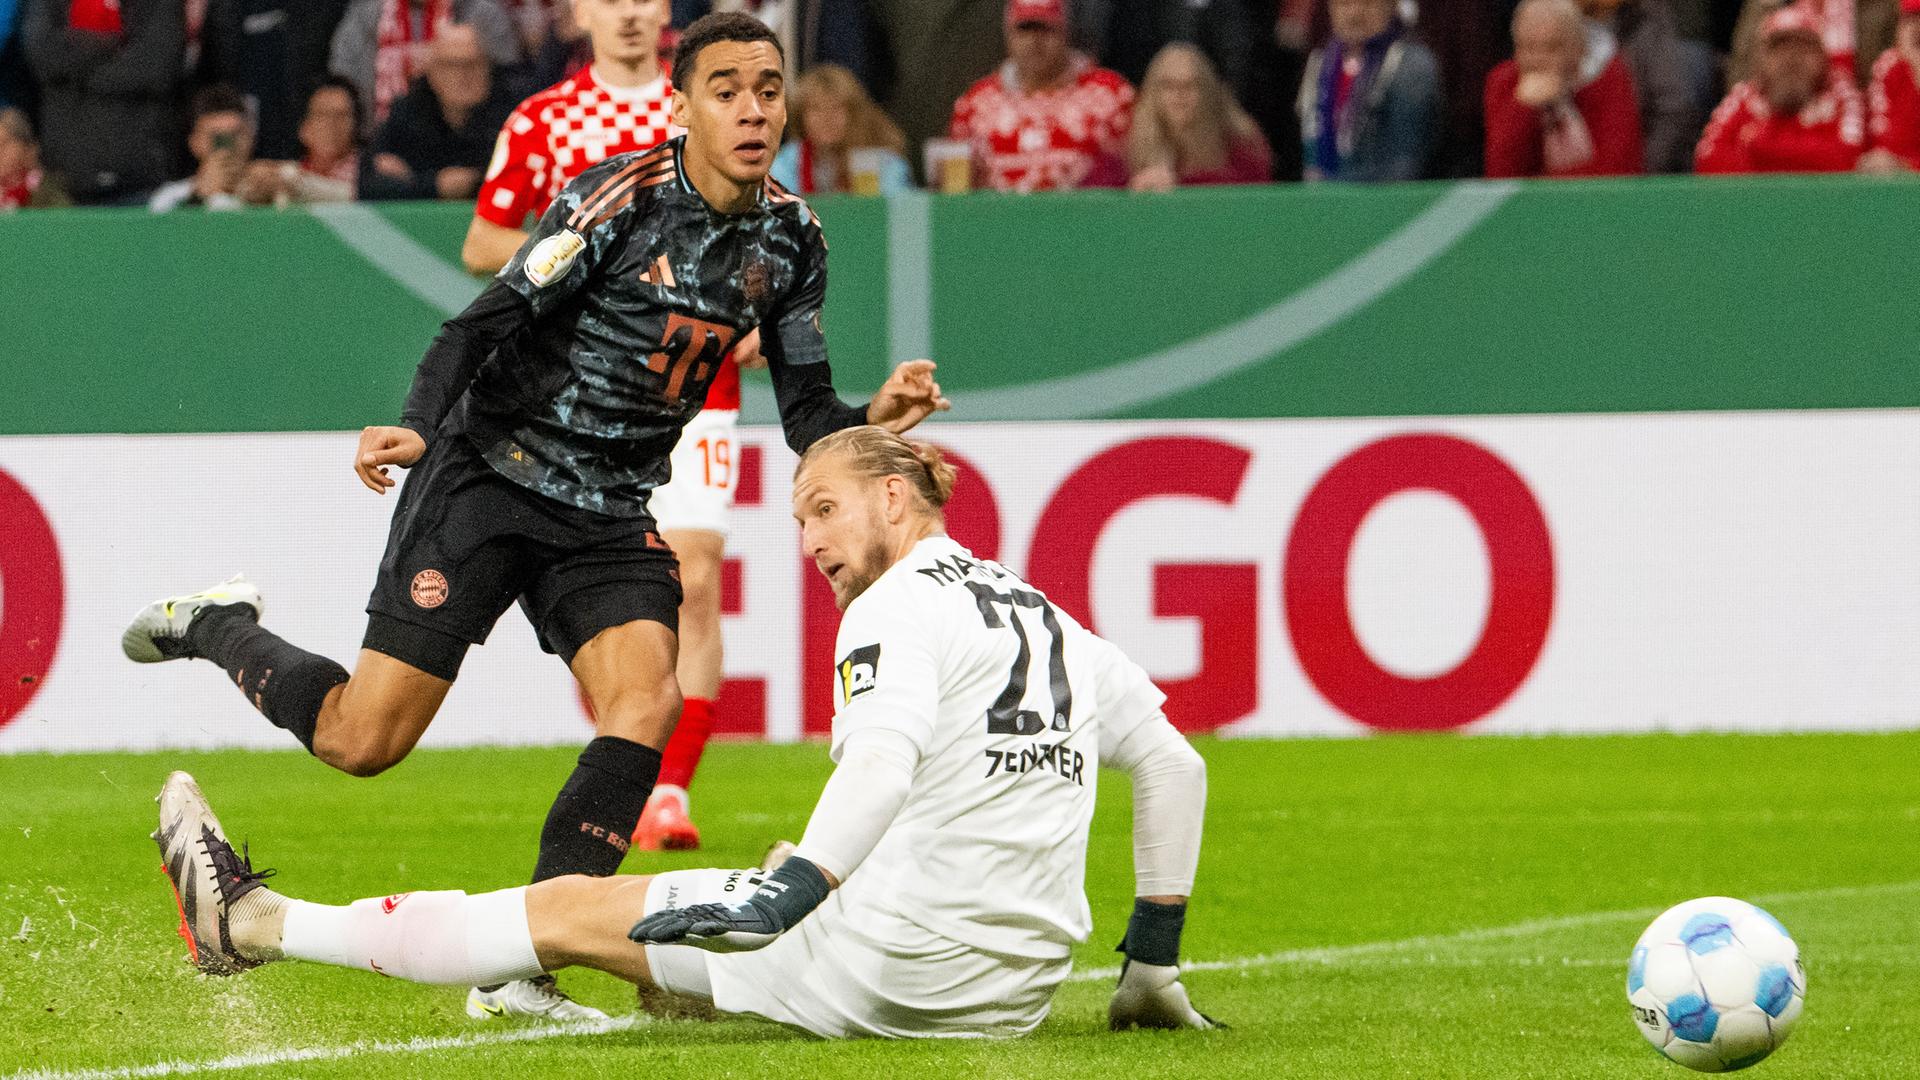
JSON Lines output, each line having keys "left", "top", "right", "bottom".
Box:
{"left": 1627, "top": 897, "right": 1805, "bottom": 1072}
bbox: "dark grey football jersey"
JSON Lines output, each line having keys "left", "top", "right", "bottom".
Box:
{"left": 430, "top": 136, "right": 835, "bottom": 517}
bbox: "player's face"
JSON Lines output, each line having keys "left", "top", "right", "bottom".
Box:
{"left": 573, "top": 0, "right": 669, "bottom": 67}
{"left": 672, "top": 41, "right": 788, "bottom": 188}
{"left": 794, "top": 458, "right": 896, "bottom": 610}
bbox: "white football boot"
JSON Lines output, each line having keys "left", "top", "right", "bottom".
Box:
{"left": 153, "top": 770, "right": 287, "bottom": 975}
{"left": 466, "top": 977, "right": 609, "bottom": 1022}
{"left": 123, "top": 575, "right": 264, "bottom": 663}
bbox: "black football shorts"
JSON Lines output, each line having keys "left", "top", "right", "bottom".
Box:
{"left": 363, "top": 434, "right": 682, "bottom": 680}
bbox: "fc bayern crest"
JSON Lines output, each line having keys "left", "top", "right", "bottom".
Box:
{"left": 741, "top": 260, "right": 771, "bottom": 304}
{"left": 411, "top": 569, "right": 449, "bottom": 609}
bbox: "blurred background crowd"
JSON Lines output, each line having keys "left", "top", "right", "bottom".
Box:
{"left": 1, "top": 0, "right": 1916, "bottom": 212}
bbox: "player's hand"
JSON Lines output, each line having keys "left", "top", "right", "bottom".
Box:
{"left": 355, "top": 426, "right": 427, "bottom": 494}
{"left": 1108, "top": 960, "right": 1224, "bottom": 1031}
{"left": 866, "top": 359, "right": 951, "bottom": 433}
{"left": 628, "top": 900, "right": 783, "bottom": 953}
{"left": 731, "top": 326, "right": 768, "bottom": 370}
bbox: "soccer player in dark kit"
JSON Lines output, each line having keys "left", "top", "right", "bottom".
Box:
{"left": 121, "top": 12, "right": 949, "bottom": 1020}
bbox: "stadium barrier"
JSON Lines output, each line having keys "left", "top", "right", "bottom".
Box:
{"left": 3, "top": 177, "right": 1917, "bottom": 748}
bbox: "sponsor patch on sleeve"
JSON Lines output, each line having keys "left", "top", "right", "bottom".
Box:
{"left": 523, "top": 229, "right": 585, "bottom": 288}
{"left": 837, "top": 644, "right": 881, "bottom": 705}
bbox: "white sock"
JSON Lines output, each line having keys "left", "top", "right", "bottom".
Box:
{"left": 279, "top": 887, "right": 545, "bottom": 985}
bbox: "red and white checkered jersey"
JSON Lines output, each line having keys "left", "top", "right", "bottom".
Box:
{"left": 478, "top": 66, "right": 745, "bottom": 410}
{"left": 948, "top": 55, "right": 1134, "bottom": 192}
{"left": 478, "top": 66, "right": 679, "bottom": 229}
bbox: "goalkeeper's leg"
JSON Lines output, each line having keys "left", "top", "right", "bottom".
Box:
{"left": 155, "top": 768, "right": 672, "bottom": 990}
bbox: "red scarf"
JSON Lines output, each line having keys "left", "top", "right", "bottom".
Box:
{"left": 374, "top": 0, "right": 450, "bottom": 122}
{"left": 67, "top": 0, "right": 121, "bottom": 35}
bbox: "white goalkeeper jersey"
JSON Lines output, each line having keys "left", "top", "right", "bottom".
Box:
{"left": 826, "top": 536, "right": 1166, "bottom": 960}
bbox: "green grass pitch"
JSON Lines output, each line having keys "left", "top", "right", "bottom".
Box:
{"left": 1, "top": 734, "right": 1916, "bottom": 1079}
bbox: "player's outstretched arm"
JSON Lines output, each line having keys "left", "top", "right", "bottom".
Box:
{"left": 865, "top": 359, "right": 952, "bottom": 434}
{"left": 628, "top": 728, "right": 919, "bottom": 952}
{"left": 1100, "top": 710, "right": 1221, "bottom": 1031}
{"left": 360, "top": 280, "right": 534, "bottom": 494}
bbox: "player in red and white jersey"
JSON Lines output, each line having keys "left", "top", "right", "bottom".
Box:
{"left": 461, "top": 0, "right": 750, "bottom": 858}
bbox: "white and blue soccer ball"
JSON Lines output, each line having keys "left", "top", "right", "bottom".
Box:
{"left": 1627, "top": 897, "right": 1806, "bottom": 1072}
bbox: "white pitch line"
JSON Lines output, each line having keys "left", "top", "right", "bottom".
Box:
{"left": 1066, "top": 878, "right": 1920, "bottom": 984}
{"left": 3, "top": 1017, "right": 646, "bottom": 1080}
{"left": 15, "top": 878, "right": 1917, "bottom": 1080}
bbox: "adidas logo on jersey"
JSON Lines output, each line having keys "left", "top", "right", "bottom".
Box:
{"left": 637, "top": 254, "right": 677, "bottom": 288}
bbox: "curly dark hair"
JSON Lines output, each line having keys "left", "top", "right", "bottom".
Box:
{"left": 671, "top": 12, "right": 784, "bottom": 87}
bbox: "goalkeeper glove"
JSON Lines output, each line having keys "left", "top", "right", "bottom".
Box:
{"left": 628, "top": 856, "right": 832, "bottom": 953}
{"left": 1107, "top": 898, "right": 1224, "bottom": 1031}
{"left": 1109, "top": 959, "right": 1222, "bottom": 1030}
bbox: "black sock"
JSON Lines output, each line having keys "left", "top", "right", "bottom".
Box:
{"left": 1116, "top": 898, "right": 1187, "bottom": 968}
{"left": 186, "top": 606, "right": 347, "bottom": 753}
{"left": 531, "top": 735, "right": 661, "bottom": 882}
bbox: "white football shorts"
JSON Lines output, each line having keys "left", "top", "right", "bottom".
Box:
{"left": 641, "top": 868, "right": 1070, "bottom": 1039}
{"left": 648, "top": 409, "right": 740, "bottom": 537}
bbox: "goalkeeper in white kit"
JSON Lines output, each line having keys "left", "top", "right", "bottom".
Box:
{"left": 153, "top": 425, "right": 1218, "bottom": 1038}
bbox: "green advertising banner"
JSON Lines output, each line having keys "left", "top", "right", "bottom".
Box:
{"left": 3, "top": 175, "right": 1915, "bottom": 436}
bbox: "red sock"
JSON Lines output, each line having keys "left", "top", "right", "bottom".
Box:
{"left": 657, "top": 696, "right": 714, "bottom": 790}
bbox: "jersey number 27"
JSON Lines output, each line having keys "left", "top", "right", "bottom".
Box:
{"left": 965, "top": 582, "right": 1073, "bottom": 736}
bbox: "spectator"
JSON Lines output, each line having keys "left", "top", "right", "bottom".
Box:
{"left": 148, "top": 84, "right": 254, "bottom": 211}
{"left": 1485, "top": 0, "right": 1646, "bottom": 177}
{"left": 196, "top": 0, "right": 355, "bottom": 161}
{"left": 240, "top": 77, "right": 362, "bottom": 204}
{"left": 1405, "top": 0, "right": 1519, "bottom": 178}
{"left": 518, "top": 0, "right": 592, "bottom": 90}
{"left": 949, "top": 0, "right": 1135, "bottom": 191}
{"left": 771, "top": 64, "right": 913, "bottom": 195}
{"left": 329, "top": 0, "right": 519, "bottom": 128}
{"left": 1730, "top": 0, "right": 1900, "bottom": 87}
{"left": 1129, "top": 42, "right": 1273, "bottom": 188}
{"left": 21, "top": 0, "right": 185, "bottom": 203}
{"left": 1089, "top": 0, "right": 1262, "bottom": 111}
{"left": 1861, "top": 0, "right": 1920, "bottom": 170}
{"left": 0, "top": 106, "right": 70, "bottom": 208}
{"left": 1583, "top": 0, "right": 1714, "bottom": 172}
{"left": 503, "top": 0, "right": 558, "bottom": 57}
{"left": 358, "top": 21, "right": 514, "bottom": 200}
{"left": 864, "top": 0, "right": 1005, "bottom": 168}
{"left": 0, "top": 0, "right": 26, "bottom": 111}
{"left": 1296, "top": 0, "right": 1440, "bottom": 181}
{"left": 1696, "top": 5, "right": 1866, "bottom": 172}
{"left": 672, "top": 0, "right": 882, "bottom": 94}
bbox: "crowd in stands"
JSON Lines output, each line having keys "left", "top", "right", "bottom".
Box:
{"left": 2, "top": 0, "right": 1918, "bottom": 214}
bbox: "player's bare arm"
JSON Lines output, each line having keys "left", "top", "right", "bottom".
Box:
{"left": 461, "top": 215, "right": 529, "bottom": 276}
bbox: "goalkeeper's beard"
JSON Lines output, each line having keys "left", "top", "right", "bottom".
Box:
{"left": 832, "top": 513, "right": 892, "bottom": 607}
